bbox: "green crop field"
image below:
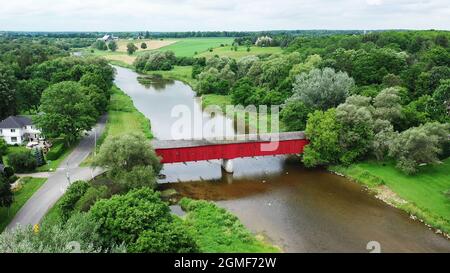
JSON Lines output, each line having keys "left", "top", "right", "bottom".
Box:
{"left": 156, "top": 37, "right": 234, "bottom": 57}
{"left": 198, "top": 45, "right": 283, "bottom": 59}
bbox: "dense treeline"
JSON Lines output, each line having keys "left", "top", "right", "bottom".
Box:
{"left": 1, "top": 29, "right": 367, "bottom": 39}
{"left": 0, "top": 37, "right": 115, "bottom": 144}
{"left": 188, "top": 30, "right": 450, "bottom": 174}
{"left": 134, "top": 50, "right": 205, "bottom": 72}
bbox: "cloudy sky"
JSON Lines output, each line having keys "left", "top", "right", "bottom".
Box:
{"left": 0, "top": 0, "right": 449, "bottom": 31}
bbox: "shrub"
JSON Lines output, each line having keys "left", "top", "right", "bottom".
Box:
{"left": 58, "top": 181, "right": 90, "bottom": 221}
{"left": 7, "top": 151, "right": 37, "bottom": 172}
{"left": 128, "top": 218, "right": 199, "bottom": 253}
{"left": 74, "top": 185, "right": 109, "bottom": 212}
{"left": 88, "top": 188, "right": 174, "bottom": 248}
{"left": 46, "top": 142, "right": 66, "bottom": 160}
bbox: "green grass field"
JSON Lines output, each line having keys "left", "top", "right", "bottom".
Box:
{"left": 0, "top": 177, "right": 47, "bottom": 231}
{"left": 198, "top": 45, "right": 283, "bottom": 59}
{"left": 156, "top": 37, "right": 234, "bottom": 57}
{"left": 147, "top": 66, "right": 196, "bottom": 87}
{"left": 331, "top": 158, "right": 450, "bottom": 233}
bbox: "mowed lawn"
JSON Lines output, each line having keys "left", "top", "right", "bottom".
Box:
{"left": 102, "top": 85, "right": 153, "bottom": 141}
{"left": 333, "top": 158, "right": 450, "bottom": 232}
{"left": 156, "top": 37, "right": 234, "bottom": 57}
{"left": 147, "top": 66, "right": 196, "bottom": 87}
{"left": 198, "top": 45, "right": 283, "bottom": 59}
{"left": 0, "top": 177, "right": 47, "bottom": 231}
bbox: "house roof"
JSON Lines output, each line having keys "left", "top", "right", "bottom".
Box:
{"left": 0, "top": 116, "right": 33, "bottom": 129}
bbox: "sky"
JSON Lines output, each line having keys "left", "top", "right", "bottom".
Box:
{"left": 0, "top": 0, "right": 449, "bottom": 31}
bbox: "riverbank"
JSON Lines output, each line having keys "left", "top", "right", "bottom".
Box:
{"left": 80, "top": 85, "right": 153, "bottom": 166}
{"left": 330, "top": 159, "right": 450, "bottom": 238}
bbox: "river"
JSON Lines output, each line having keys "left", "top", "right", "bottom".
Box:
{"left": 114, "top": 65, "right": 450, "bottom": 253}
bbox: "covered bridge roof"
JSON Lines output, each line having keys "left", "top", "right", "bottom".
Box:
{"left": 151, "top": 131, "right": 306, "bottom": 149}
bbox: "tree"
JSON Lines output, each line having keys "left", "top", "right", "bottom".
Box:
{"left": 373, "top": 87, "right": 403, "bottom": 123}
{"left": 129, "top": 219, "right": 198, "bottom": 253}
{"left": 127, "top": 43, "right": 138, "bottom": 55}
{"left": 280, "top": 100, "right": 313, "bottom": 131}
{"left": 196, "top": 68, "right": 231, "bottom": 95}
{"left": 236, "top": 55, "right": 259, "bottom": 78}
{"left": 33, "top": 148, "right": 46, "bottom": 167}
{"left": 0, "top": 212, "right": 124, "bottom": 253}
{"left": 88, "top": 188, "right": 196, "bottom": 253}
{"left": 140, "top": 42, "right": 147, "bottom": 49}
{"left": 134, "top": 51, "right": 176, "bottom": 72}
{"left": 431, "top": 79, "right": 450, "bottom": 122}
{"left": 0, "top": 63, "right": 17, "bottom": 119}
{"left": 58, "top": 181, "right": 90, "bottom": 222}
{"left": 93, "top": 40, "right": 108, "bottom": 51}
{"left": 399, "top": 95, "right": 434, "bottom": 130}
{"left": 372, "top": 119, "right": 397, "bottom": 161}
{"left": 0, "top": 139, "right": 7, "bottom": 158}
{"left": 336, "top": 95, "right": 375, "bottom": 164}
{"left": 289, "top": 54, "right": 322, "bottom": 79}
{"left": 0, "top": 175, "right": 13, "bottom": 209}
{"left": 93, "top": 133, "right": 161, "bottom": 189}
{"left": 108, "top": 41, "right": 118, "bottom": 52}
{"left": 388, "top": 122, "right": 449, "bottom": 174}
{"left": 16, "top": 79, "right": 49, "bottom": 112}
{"left": 303, "top": 109, "right": 342, "bottom": 167}
{"left": 8, "top": 151, "right": 37, "bottom": 172}
{"left": 382, "top": 73, "right": 403, "bottom": 87}
{"left": 289, "top": 68, "right": 354, "bottom": 110}
{"left": 115, "top": 165, "right": 158, "bottom": 190}
{"left": 35, "top": 81, "right": 97, "bottom": 145}
{"left": 79, "top": 72, "right": 110, "bottom": 95}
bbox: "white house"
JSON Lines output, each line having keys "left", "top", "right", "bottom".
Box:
{"left": 0, "top": 116, "right": 41, "bottom": 145}
{"left": 98, "top": 34, "right": 118, "bottom": 42}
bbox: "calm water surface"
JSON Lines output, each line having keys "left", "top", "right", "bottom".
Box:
{"left": 114, "top": 66, "right": 450, "bottom": 253}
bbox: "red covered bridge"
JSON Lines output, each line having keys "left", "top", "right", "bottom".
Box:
{"left": 152, "top": 132, "right": 309, "bottom": 173}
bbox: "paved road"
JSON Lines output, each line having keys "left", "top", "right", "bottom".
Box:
{"left": 7, "top": 115, "right": 108, "bottom": 230}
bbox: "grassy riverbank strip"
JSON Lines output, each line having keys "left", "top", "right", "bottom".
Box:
{"left": 330, "top": 158, "right": 450, "bottom": 236}
{"left": 180, "top": 198, "right": 280, "bottom": 253}
{"left": 81, "top": 85, "right": 152, "bottom": 166}
{"left": 0, "top": 177, "right": 47, "bottom": 231}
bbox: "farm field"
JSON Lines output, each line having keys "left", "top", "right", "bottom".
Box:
{"left": 115, "top": 38, "right": 177, "bottom": 52}
{"left": 84, "top": 37, "right": 235, "bottom": 64}
{"left": 155, "top": 37, "right": 234, "bottom": 57}
{"left": 198, "top": 45, "right": 283, "bottom": 59}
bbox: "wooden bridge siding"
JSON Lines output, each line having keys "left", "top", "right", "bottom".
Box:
{"left": 155, "top": 139, "right": 309, "bottom": 164}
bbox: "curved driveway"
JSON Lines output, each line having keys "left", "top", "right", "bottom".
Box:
{"left": 7, "top": 115, "right": 107, "bottom": 230}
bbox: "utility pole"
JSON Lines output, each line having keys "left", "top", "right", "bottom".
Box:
{"left": 66, "top": 161, "right": 71, "bottom": 185}
{"left": 94, "top": 127, "right": 97, "bottom": 157}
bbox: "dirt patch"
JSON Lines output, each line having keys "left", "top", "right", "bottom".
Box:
{"left": 374, "top": 185, "right": 407, "bottom": 207}
{"left": 105, "top": 54, "right": 137, "bottom": 65}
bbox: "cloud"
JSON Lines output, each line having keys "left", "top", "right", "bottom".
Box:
{"left": 0, "top": 0, "right": 448, "bottom": 31}
{"left": 366, "top": 0, "right": 384, "bottom": 5}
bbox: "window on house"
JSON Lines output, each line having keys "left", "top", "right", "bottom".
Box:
{"left": 11, "top": 129, "right": 15, "bottom": 133}
{"left": 11, "top": 137, "right": 17, "bottom": 142}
